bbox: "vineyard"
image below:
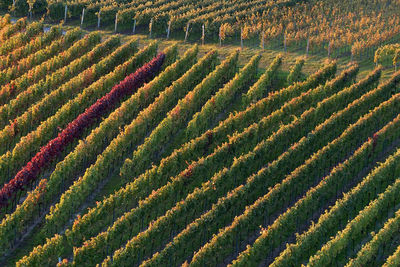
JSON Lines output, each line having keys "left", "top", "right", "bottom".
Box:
{"left": 1, "top": 0, "right": 400, "bottom": 61}
{"left": 0, "top": 2, "right": 400, "bottom": 266}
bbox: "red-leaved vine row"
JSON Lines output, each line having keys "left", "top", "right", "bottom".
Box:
{"left": 0, "top": 52, "right": 165, "bottom": 208}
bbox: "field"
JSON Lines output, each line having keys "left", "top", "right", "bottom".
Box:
{"left": 0, "top": 0, "right": 400, "bottom": 266}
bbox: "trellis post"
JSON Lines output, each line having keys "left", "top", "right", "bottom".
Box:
{"left": 167, "top": 20, "right": 171, "bottom": 39}
{"left": 284, "top": 33, "right": 287, "bottom": 52}
{"left": 114, "top": 13, "right": 118, "bottom": 33}
{"left": 64, "top": 5, "right": 67, "bottom": 24}
{"left": 328, "top": 40, "right": 331, "bottom": 58}
{"left": 149, "top": 18, "right": 153, "bottom": 38}
{"left": 184, "top": 22, "right": 190, "bottom": 43}
{"left": 261, "top": 31, "right": 265, "bottom": 50}
{"left": 97, "top": 10, "right": 101, "bottom": 28}
{"left": 202, "top": 24, "right": 205, "bottom": 45}
{"left": 219, "top": 25, "right": 222, "bottom": 46}
{"left": 80, "top": 8, "right": 85, "bottom": 27}
{"left": 240, "top": 27, "right": 243, "bottom": 49}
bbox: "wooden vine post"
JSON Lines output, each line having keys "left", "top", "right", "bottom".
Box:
{"left": 114, "top": 12, "right": 118, "bottom": 33}
{"left": 202, "top": 24, "right": 205, "bottom": 45}
{"left": 11, "top": 0, "right": 15, "bottom": 18}
{"left": 351, "top": 50, "right": 354, "bottom": 62}
{"left": 328, "top": 40, "right": 331, "bottom": 58}
{"left": 64, "top": 5, "right": 67, "bottom": 24}
{"left": 284, "top": 33, "right": 287, "bottom": 52}
{"left": 219, "top": 25, "right": 222, "bottom": 46}
{"left": 240, "top": 27, "right": 243, "bottom": 49}
{"left": 149, "top": 18, "right": 153, "bottom": 38}
{"left": 97, "top": 10, "right": 101, "bottom": 28}
{"left": 80, "top": 8, "right": 85, "bottom": 27}
{"left": 132, "top": 19, "right": 136, "bottom": 34}
{"left": 184, "top": 22, "right": 190, "bottom": 43}
{"left": 261, "top": 31, "right": 265, "bottom": 50}
{"left": 167, "top": 20, "right": 171, "bottom": 39}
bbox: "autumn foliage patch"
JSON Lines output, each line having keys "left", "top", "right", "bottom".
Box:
{"left": 0, "top": 52, "right": 165, "bottom": 208}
